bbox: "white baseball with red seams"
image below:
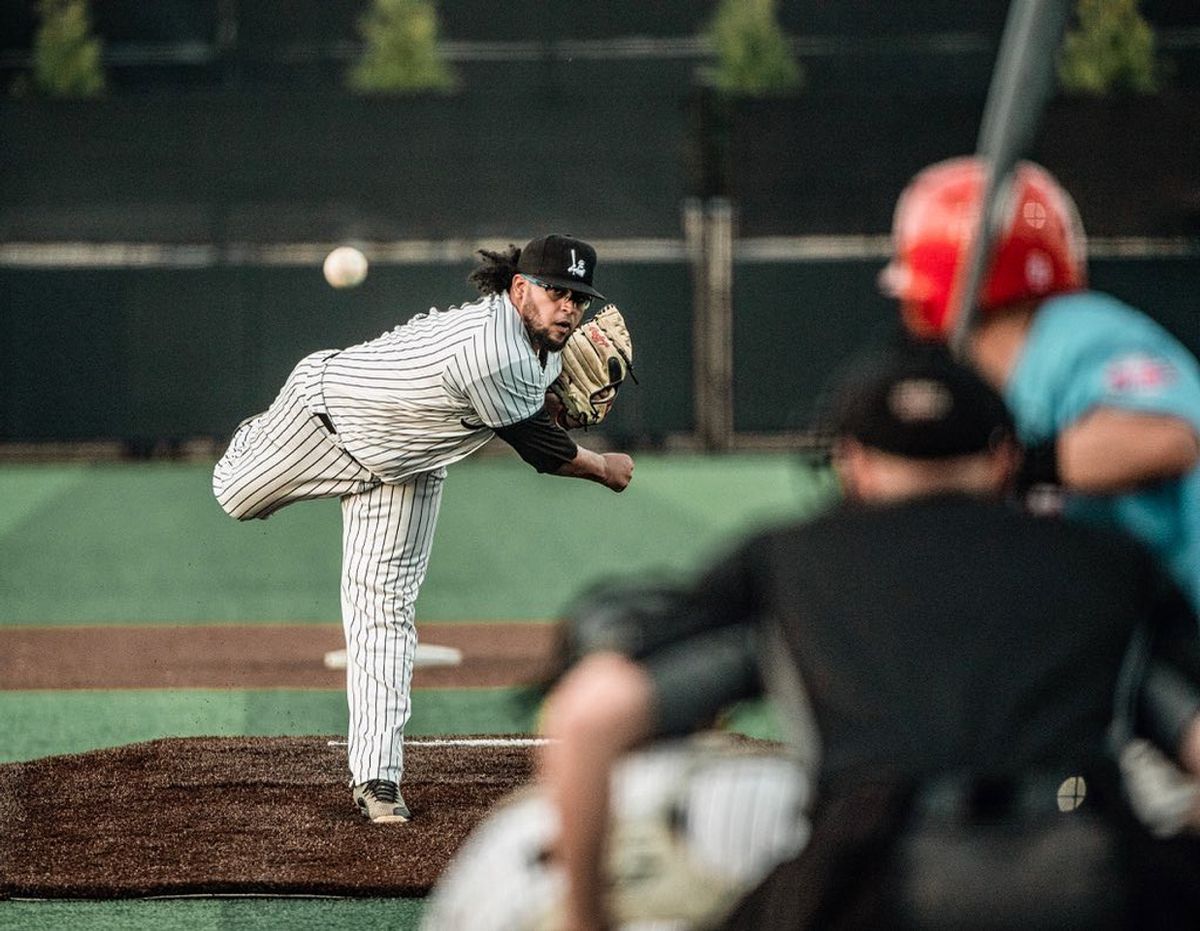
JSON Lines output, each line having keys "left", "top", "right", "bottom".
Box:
{"left": 323, "top": 246, "right": 369, "bottom": 288}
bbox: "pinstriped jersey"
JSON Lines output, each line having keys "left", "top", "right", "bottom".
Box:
{"left": 321, "top": 291, "right": 561, "bottom": 484}
{"left": 422, "top": 739, "right": 810, "bottom": 931}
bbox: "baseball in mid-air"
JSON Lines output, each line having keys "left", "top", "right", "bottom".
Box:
{"left": 323, "top": 246, "right": 369, "bottom": 289}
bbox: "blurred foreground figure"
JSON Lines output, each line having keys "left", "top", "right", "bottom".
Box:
{"left": 539, "top": 349, "right": 1200, "bottom": 930}
{"left": 884, "top": 158, "right": 1200, "bottom": 835}
{"left": 423, "top": 735, "right": 810, "bottom": 931}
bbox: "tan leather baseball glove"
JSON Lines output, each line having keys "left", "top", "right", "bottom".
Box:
{"left": 548, "top": 305, "right": 634, "bottom": 429}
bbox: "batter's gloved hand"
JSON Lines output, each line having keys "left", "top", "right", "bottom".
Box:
{"left": 548, "top": 304, "right": 634, "bottom": 429}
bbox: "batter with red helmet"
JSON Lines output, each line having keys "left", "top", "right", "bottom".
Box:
{"left": 883, "top": 157, "right": 1200, "bottom": 613}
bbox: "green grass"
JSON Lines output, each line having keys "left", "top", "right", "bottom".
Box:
{"left": 0, "top": 454, "right": 833, "bottom": 625}
{"left": 0, "top": 687, "right": 783, "bottom": 766}
{"left": 0, "top": 465, "right": 91, "bottom": 537}
{"left": 0, "top": 898, "right": 426, "bottom": 931}
{"left": 0, "top": 688, "right": 540, "bottom": 764}
{"left": 0, "top": 455, "right": 815, "bottom": 928}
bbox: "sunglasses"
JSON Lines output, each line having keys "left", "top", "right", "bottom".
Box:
{"left": 524, "top": 275, "right": 592, "bottom": 312}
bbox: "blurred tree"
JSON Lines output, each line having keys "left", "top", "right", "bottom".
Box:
{"left": 704, "top": 0, "right": 803, "bottom": 96}
{"left": 1058, "top": 0, "right": 1159, "bottom": 94}
{"left": 348, "top": 0, "right": 456, "bottom": 94}
{"left": 24, "top": 0, "right": 106, "bottom": 97}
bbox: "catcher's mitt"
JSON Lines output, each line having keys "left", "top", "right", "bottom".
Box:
{"left": 549, "top": 304, "right": 634, "bottom": 429}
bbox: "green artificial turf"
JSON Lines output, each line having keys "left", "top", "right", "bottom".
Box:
{"left": 0, "top": 687, "right": 541, "bottom": 764}
{"left": 0, "top": 898, "right": 426, "bottom": 931}
{"left": 0, "top": 455, "right": 834, "bottom": 625}
{"left": 0, "top": 455, "right": 809, "bottom": 929}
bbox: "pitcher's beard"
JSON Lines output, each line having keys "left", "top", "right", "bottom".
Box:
{"left": 536, "top": 325, "right": 570, "bottom": 353}
{"left": 520, "top": 296, "right": 571, "bottom": 353}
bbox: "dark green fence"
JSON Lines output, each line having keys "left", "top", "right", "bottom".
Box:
{"left": 7, "top": 91, "right": 1199, "bottom": 243}
{"left": 0, "top": 93, "right": 690, "bottom": 242}
{"left": 4, "top": 254, "right": 1196, "bottom": 443}
{"left": 0, "top": 261, "right": 693, "bottom": 443}
{"left": 731, "top": 256, "right": 1200, "bottom": 434}
{"left": 3, "top": 49, "right": 1199, "bottom": 446}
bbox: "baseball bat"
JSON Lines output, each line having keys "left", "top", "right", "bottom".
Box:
{"left": 947, "top": 0, "right": 1073, "bottom": 359}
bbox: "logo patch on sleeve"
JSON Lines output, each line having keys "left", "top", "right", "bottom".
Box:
{"left": 1104, "top": 353, "right": 1177, "bottom": 394}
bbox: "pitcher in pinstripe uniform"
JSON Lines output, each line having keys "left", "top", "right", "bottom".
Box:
{"left": 212, "top": 234, "right": 634, "bottom": 822}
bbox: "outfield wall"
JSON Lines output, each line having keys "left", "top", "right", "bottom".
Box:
{"left": 3, "top": 74, "right": 1197, "bottom": 446}
{"left": 3, "top": 252, "right": 1197, "bottom": 444}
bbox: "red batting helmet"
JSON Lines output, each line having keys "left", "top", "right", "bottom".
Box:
{"left": 879, "top": 157, "right": 1087, "bottom": 340}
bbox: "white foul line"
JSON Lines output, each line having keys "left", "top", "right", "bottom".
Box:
{"left": 325, "top": 737, "right": 552, "bottom": 748}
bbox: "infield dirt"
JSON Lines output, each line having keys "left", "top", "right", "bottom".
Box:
{"left": 0, "top": 622, "right": 559, "bottom": 899}
{"left": 0, "top": 622, "right": 557, "bottom": 690}
{"left": 0, "top": 735, "right": 536, "bottom": 899}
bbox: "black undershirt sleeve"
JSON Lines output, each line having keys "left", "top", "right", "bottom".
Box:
{"left": 640, "top": 540, "right": 766, "bottom": 734}
{"left": 493, "top": 407, "right": 579, "bottom": 474}
{"left": 563, "top": 538, "right": 764, "bottom": 663}
{"left": 643, "top": 624, "right": 763, "bottom": 735}
{"left": 555, "top": 539, "right": 766, "bottom": 735}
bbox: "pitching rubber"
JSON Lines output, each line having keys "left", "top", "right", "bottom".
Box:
{"left": 323, "top": 644, "right": 464, "bottom": 671}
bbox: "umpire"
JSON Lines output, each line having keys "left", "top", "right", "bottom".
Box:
{"left": 539, "top": 346, "right": 1200, "bottom": 930}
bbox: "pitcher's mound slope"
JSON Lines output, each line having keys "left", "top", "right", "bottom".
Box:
{"left": 0, "top": 735, "right": 535, "bottom": 899}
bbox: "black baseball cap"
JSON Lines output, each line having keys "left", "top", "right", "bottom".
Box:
{"left": 829, "top": 347, "right": 1015, "bottom": 459}
{"left": 517, "top": 234, "right": 606, "bottom": 300}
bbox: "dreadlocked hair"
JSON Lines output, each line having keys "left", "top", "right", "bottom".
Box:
{"left": 468, "top": 245, "right": 521, "bottom": 295}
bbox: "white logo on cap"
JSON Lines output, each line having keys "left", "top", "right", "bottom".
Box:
{"left": 889, "top": 379, "right": 952, "bottom": 423}
{"left": 567, "top": 248, "right": 587, "bottom": 278}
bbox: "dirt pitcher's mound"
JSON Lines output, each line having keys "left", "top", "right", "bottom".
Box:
{"left": 0, "top": 735, "right": 536, "bottom": 899}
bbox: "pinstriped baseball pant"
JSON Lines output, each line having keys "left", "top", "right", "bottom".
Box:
{"left": 213, "top": 350, "right": 446, "bottom": 785}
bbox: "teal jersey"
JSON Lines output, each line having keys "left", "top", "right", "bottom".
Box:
{"left": 1007, "top": 291, "right": 1200, "bottom": 610}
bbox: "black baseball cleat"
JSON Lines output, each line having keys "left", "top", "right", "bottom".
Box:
{"left": 353, "top": 779, "right": 411, "bottom": 823}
